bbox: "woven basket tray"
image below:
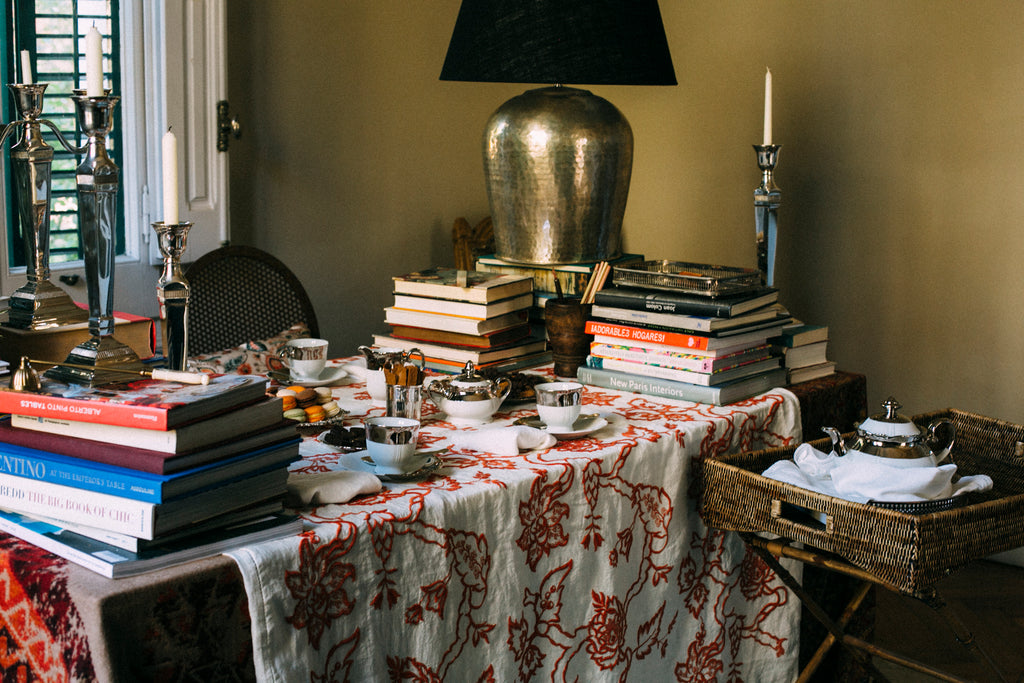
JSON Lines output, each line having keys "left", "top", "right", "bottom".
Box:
{"left": 701, "top": 408, "right": 1024, "bottom": 597}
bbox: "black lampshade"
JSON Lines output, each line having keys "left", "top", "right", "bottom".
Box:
{"left": 440, "top": 0, "right": 677, "bottom": 86}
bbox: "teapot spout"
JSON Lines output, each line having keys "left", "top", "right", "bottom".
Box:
{"left": 821, "top": 426, "right": 847, "bottom": 455}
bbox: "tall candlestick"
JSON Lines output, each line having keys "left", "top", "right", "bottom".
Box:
{"left": 763, "top": 67, "right": 773, "bottom": 146}
{"left": 85, "top": 26, "right": 103, "bottom": 96}
{"left": 20, "top": 50, "right": 33, "bottom": 85}
{"left": 162, "top": 127, "right": 179, "bottom": 224}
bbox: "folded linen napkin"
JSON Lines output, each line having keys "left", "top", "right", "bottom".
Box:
{"left": 762, "top": 443, "right": 993, "bottom": 504}
{"left": 286, "top": 469, "right": 382, "bottom": 506}
{"left": 449, "top": 425, "right": 557, "bottom": 456}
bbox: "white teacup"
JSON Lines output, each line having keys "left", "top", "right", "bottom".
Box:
{"left": 364, "top": 417, "right": 421, "bottom": 473}
{"left": 279, "top": 338, "right": 329, "bottom": 380}
{"left": 535, "top": 381, "right": 583, "bottom": 429}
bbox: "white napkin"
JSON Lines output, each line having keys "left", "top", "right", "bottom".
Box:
{"left": 762, "top": 443, "right": 993, "bottom": 503}
{"left": 286, "top": 469, "right": 382, "bottom": 506}
{"left": 449, "top": 425, "right": 557, "bottom": 455}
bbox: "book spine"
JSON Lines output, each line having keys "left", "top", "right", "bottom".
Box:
{"left": 591, "top": 305, "right": 714, "bottom": 332}
{"left": 586, "top": 356, "right": 717, "bottom": 386}
{"left": 0, "top": 471, "right": 154, "bottom": 538}
{"left": 576, "top": 365, "right": 724, "bottom": 404}
{"left": 11, "top": 415, "right": 178, "bottom": 451}
{"left": 593, "top": 289, "right": 730, "bottom": 317}
{"left": 0, "top": 391, "right": 171, "bottom": 429}
{"left": 589, "top": 343, "right": 715, "bottom": 372}
{"left": 0, "top": 441, "right": 164, "bottom": 503}
{"left": 584, "top": 320, "right": 712, "bottom": 350}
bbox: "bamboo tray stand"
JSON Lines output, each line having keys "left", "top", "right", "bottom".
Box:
{"left": 701, "top": 408, "right": 1024, "bottom": 682}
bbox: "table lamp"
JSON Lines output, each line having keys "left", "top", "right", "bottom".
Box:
{"left": 440, "top": 0, "right": 676, "bottom": 265}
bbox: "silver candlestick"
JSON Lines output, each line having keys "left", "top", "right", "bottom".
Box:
{"left": 1, "top": 83, "right": 88, "bottom": 329}
{"left": 152, "top": 221, "right": 193, "bottom": 371}
{"left": 47, "top": 91, "right": 143, "bottom": 386}
{"left": 753, "top": 144, "right": 781, "bottom": 287}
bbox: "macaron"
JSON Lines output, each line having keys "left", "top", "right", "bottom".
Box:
{"left": 283, "top": 407, "right": 308, "bottom": 422}
{"left": 280, "top": 395, "right": 297, "bottom": 411}
{"left": 321, "top": 400, "right": 341, "bottom": 418}
{"left": 304, "top": 405, "right": 326, "bottom": 422}
{"left": 313, "top": 387, "right": 333, "bottom": 404}
{"left": 294, "top": 387, "right": 317, "bottom": 408}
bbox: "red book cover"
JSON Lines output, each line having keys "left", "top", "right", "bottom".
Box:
{"left": 585, "top": 320, "right": 715, "bottom": 350}
{"left": 0, "top": 374, "right": 267, "bottom": 430}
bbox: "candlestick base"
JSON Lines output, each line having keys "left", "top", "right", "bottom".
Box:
{"left": 6, "top": 281, "right": 88, "bottom": 330}
{"left": 44, "top": 334, "right": 144, "bottom": 387}
{"left": 753, "top": 144, "right": 782, "bottom": 287}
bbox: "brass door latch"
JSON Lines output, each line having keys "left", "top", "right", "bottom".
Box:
{"left": 217, "top": 100, "right": 242, "bottom": 151}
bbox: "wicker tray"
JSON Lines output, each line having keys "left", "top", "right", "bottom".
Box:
{"left": 612, "top": 260, "right": 762, "bottom": 297}
{"left": 700, "top": 408, "right": 1024, "bottom": 597}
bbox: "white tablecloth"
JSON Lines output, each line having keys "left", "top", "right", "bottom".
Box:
{"left": 229, "top": 362, "right": 802, "bottom": 682}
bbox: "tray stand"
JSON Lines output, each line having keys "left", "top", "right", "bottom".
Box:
{"left": 740, "top": 533, "right": 1011, "bottom": 683}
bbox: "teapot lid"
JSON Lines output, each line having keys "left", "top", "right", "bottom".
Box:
{"left": 858, "top": 397, "right": 921, "bottom": 440}
{"left": 452, "top": 361, "right": 488, "bottom": 386}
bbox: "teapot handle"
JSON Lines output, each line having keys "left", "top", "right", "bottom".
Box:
{"left": 926, "top": 418, "right": 955, "bottom": 464}
{"left": 495, "top": 376, "right": 512, "bottom": 401}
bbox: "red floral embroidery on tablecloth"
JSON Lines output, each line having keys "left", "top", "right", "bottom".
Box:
{"left": 286, "top": 533, "right": 357, "bottom": 648}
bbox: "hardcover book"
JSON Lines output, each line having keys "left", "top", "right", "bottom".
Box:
{"left": 386, "top": 323, "right": 530, "bottom": 349}
{"left": 383, "top": 307, "right": 529, "bottom": 335}
{"left": 0, "top": 373, "right": 269, "bottom": 430}
{"left": 474, "top": 253, "right": 644, "bottom": 295}
{"left": 372, "top": 333, "right": 548, "bottom": 365}
{"left": 0, "top": 467, "right": 289, "bottom": 540}
{"left": 584, "top": 320, "right": 790, "bottom": 351}
{"left": 576, "top": 365, "right": 788, "bottom": 406}
{"left": 5, "top": 399, "right": 288, "bottom": 464}
{"left": 590, "top": 334, "right": 763, "bottom": 358}
{"left": 0, "top": 509, "right": 301, "bottom": 578}
{"left": 392, "top": 293, "right": 534, "bottom": 320}
{"left": 769, "top": 323, "right": 829, "bottom": 348}
{"left": 585, "top": 355, "right": 782, "bottom": 387}
{"left": 0, "top": 307, "right": 156, "bottom": 365}
{"left": 0, "top": 437, "right": 300, "bottom": 503}
{"left": 590, "top": 302, "right": 788, "bottom": 333}
{"left": 589, "top": 342, "right": 772, "bottom": 373}
{"left": 593, "top": 286, "right": 779, "bottom": 318}
{"left": 392, "top": 268, "right": 532, "bottom": 303}
{"left": 787, "top": 361, "right": 838, "bottom": 384}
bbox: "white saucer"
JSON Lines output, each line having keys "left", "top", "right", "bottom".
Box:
{"left": 336, "top": 449, "right": 445, "bottom": 482}
{"left": 514, "top": 413, "right": 609, "bottom": 440}
{"left": 271, "top": 366, "right": 348, "bottom": 387}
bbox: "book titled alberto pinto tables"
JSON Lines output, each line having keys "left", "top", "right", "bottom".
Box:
{"left": 0, "top": 373, "right": 268, "bottom": 430}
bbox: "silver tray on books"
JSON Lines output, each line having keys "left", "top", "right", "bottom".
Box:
{"left": 612, "top": 260, "right": 763, "bottom": 298}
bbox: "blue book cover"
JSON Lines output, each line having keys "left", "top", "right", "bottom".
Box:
{"left": 0, "top": 438, "right": 300, "bottom": 503}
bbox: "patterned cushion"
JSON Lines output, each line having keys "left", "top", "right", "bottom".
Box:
{"left": 191, "top": 323, "right": 310, "bottom": 375}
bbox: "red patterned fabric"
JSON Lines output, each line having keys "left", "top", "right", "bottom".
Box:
{"left": 229, "top": 362, "right": 803, "bottom": 681}
{"left": 0, "top": 536, "right": 94, "bottom": 682}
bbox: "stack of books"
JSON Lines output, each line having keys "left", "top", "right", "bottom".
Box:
{"left": 576, "top": 284, "right": 793, "bottom": 405}
{"left": 377, "top": 267, "right": 551, "bottom": 373}
{"left": 474, "top": 252, "right": 644, "bottom": 321}
{"left": 0, "top": 304, "right": 156, "bottom": 365}
{"left": 0, "top": 374, "right": 301, "bottom": 577}
{"left": 769, "top": 322, "right": 836, "bottom": 383}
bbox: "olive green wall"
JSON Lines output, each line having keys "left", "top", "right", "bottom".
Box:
{"left": 228, "top": 1, "right": 1024, "bottom": 423}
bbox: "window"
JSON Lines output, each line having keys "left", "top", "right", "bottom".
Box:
{"left": 4, "top": 0, "right": 125, "bottom": 265}
{"left": 1, "top": 0, "right": 230, "bottom": 318}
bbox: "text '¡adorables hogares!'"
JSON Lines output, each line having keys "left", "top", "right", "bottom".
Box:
{"left": 18, "top": 398, "right": 103, "bottom": 417}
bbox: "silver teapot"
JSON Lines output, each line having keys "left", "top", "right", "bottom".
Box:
{"left": 822, "top": 396, "right": 955, "bottom": 464}
{"left": 426, "top": 361, "right": 512, "bottom": 424}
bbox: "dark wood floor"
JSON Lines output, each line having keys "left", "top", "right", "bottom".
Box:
{"left": 868, "top": 559, "right": 1024, "bottom": 682}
